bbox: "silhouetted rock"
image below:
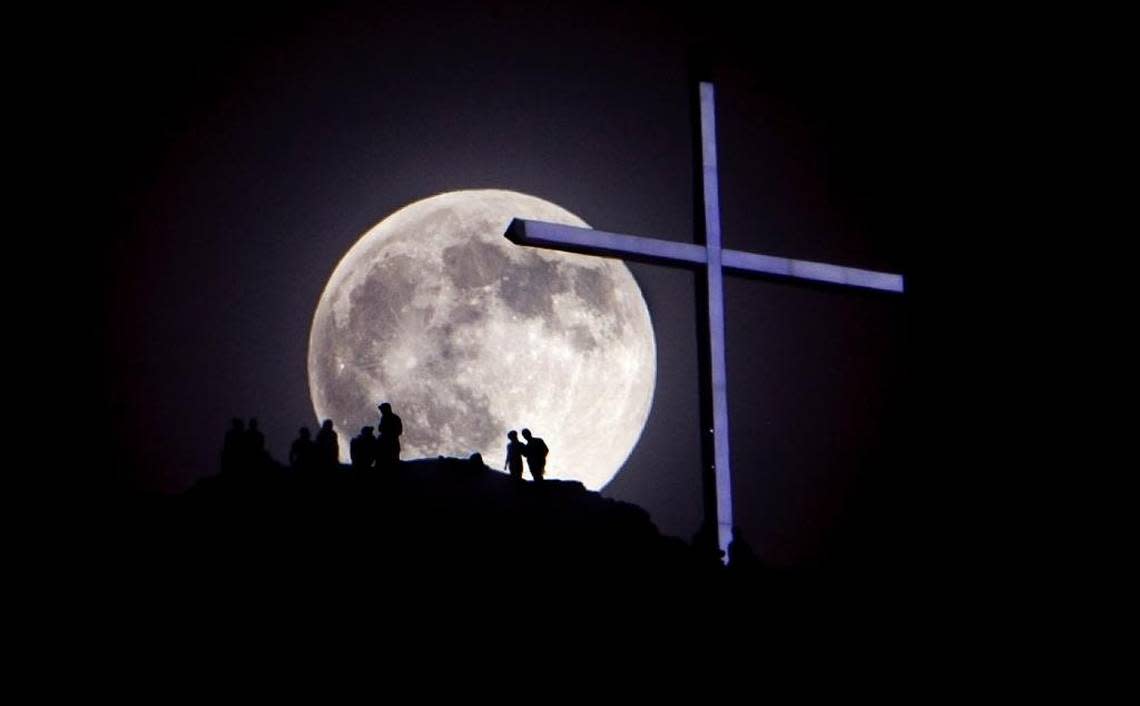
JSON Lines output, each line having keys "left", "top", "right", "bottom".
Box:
{"left": 92, "top": 454, "right": 735, "bottom": 612}
{"left": 77, "top": 450, "right": 883, "bottom": 647}
{"left": 175, "top": 457, "right": 700, "bottom": 580}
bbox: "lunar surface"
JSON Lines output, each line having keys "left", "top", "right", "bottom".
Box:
{"left": 308, "top": 190, "right": 656, "bottom": 489}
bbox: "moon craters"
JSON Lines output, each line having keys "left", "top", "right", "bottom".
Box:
{"left": 309, "top": 190, "right": 656, "bottom": 489}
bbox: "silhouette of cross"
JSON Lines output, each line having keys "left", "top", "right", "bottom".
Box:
{"left": 504, "top": 82, "right": 904, "bottom": 562}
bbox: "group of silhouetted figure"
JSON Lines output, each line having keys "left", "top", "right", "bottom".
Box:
{"left": 504, "top": 429, "right": 548, "bottom": 482}
{"left": 222, "top": 402, "right": 403, "bottom": 477}
{"left": 343, "top": 402, "right": 404, "bottom": 472}
{"left": 221, "top": 417, "right": 270, "bottom": 475}
{"left": 223, "top": 402, "right": 554, "bottom": 483}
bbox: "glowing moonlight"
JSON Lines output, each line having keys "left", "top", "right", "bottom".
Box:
{"left": 308, "top": 190, "right": 656, "bottom": 490}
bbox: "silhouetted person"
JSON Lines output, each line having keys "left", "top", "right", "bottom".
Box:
{"left": 290, "top": 426, "right": 315, "bottom": 472}
{"left": 316, "top": 419, "right": 339, "bottom": 470}
{"left": 351, "top": 426, "right": 377, "bottom": 471}
{"left": 504, "top": 431, "right": 525, "bottom": 481}
{"left": 245, "top": 417, "right": 267, "bottom": 470}
{"left": 376, "top": 402, "right": 403, "bottom": 469}
{"left": 222, "top": 418, "right": 245, "bottom": 475}
{"left": 520, "top": 428, "right": 548, "bottom": 482}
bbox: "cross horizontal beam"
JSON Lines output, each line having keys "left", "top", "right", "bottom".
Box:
{"left": 505, "top": 219, "right": 905, "bottom": 293}
{"left": 505, "top": 218, "right": 706, "bottom": 267}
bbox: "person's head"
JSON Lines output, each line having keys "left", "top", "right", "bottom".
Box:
{"left": 299, "top": 426, "right": 310, "bottom": 439}
{"left": 378, "top": 402, "right": 391, "bottom": 414}
{"left": 521, "top": 428, "right": 532, "bottom": 440}
{"left": 363, "top": 426, "right": 373, "bottom": 436}
{"left": 507, "top": 430, "right": 517, "bottom": 441}
{"left": 249, "top": 418, "right": 259, "bottom": 430}
{"left": 322, "top": 419, "right": 333, "bottom": 430}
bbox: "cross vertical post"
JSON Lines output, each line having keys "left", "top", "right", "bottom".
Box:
{"left": 697, "top": 83, "right": 734, "bottom": 558}
{"left": 503, "top": 81, "right": 904, "bottom": 566}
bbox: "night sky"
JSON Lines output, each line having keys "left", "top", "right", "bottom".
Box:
{"left": 76, "top": 1, "right": 960, "bottom": 569}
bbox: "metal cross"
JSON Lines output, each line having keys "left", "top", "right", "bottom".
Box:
{"left": 504, "top": 82, "right": 904, "bottom": 561}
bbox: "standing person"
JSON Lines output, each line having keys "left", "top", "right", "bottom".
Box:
{"left": 245, "top": 418, "right": 266, "bottom": 469}
{"left": 377, "top": 402, "right": 403, "bottom": 469}
{"left": 350, "top": 426, "right": 377, "bottom": 471}
{"left": 289, "top": 426, "right": 315, "bottom": 471}
{"left": 504, "top": 430, "right": 525, "bottom": 481}
{"left": 521, "top": 428, "right": 548, "bottom": 482}
{"left": 316, "top": 419, "right": 339, "bottom": 470}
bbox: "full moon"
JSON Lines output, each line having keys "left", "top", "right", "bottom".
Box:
{"left": 308, "top": 190, "right": 656, "bottom": 489}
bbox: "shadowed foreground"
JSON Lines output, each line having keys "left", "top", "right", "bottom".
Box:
{"left": 68, "top": 456, "right": 919, "bottom": 653}
{"left": 133, "top": 458, "right": 714, "bottom": 583}
{"left": 92, "top": 458, "right": 810, "bottom": 610}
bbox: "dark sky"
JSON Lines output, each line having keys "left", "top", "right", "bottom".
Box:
{"left": 74, "top": 1, "right": 962, "bottom": 569}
